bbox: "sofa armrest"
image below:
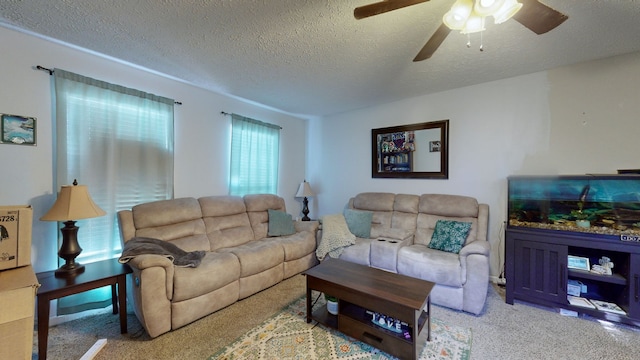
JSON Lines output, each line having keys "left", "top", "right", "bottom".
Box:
{"left": 294, "top": 220, "right": 319, "bottom": 233}
{"left": 459, "top": 240, "right": 490, "bottom": 258}
{"left": 126, "top": 254, "right": 175, "bottom": 300}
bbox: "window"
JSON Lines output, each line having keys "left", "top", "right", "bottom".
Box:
{"left": 53, "top": 68, "right": 174, "bottom": 313}
{"left": 229, "top": 114, "right": 280, "bottom": 196}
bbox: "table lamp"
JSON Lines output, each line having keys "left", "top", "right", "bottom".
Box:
{"left": 41, "top": 180, "right": 106, "bottom": 277}
{"left": 295, "top": 180, "right": 314, "bottom": 221}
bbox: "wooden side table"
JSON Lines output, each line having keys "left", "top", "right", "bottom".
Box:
{"left": 36, "top": 258, "right": 132, "bottom": 360}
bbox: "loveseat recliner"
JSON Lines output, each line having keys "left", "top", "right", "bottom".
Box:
{"left": 333, "top": 192, "right": 490, "bottom": 315}
{"left": 117, "top": 194, "right": 318, "bottom": 338}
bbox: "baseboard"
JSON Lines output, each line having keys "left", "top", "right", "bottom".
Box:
{"left": 47, "top": 305, "right": 114, "bottom": 326}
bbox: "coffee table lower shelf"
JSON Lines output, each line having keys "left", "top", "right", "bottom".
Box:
{"left": 309, "top": 299, "right": 430, "bottom": 359}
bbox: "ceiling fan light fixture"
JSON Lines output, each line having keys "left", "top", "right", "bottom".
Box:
{"left": 473, "top": 0, "right": 505, "bottom": 17}
{"left": 460, "top": 12, "right": 486, "bottom": 34}
{"left": 443, "top": 0, "right": 473, "bottom": 30}
{"left": 492, "top": 0, "right": 523, "bottom": 24}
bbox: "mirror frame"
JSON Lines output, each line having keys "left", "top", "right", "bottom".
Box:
{"left": 371, "top": 120, "right": 449, "bottom": 179}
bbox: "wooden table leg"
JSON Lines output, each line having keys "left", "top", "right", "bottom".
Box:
{"left": 426, "top": 296, "right": 431, "bottom": 341}
{"left": 111, "top": 283, "right": 118, "bottom": 314}
{"left": 37, "top": 295, "right": 50, "bottom": 360}
{"left": 118, "top": 275, "right": 128, "bottom": 334}
{"left": 306, "top": 280, "right": 312, "bottom": 323}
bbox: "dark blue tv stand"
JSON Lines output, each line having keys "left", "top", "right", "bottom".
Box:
{"left": 506, "top": 227, "right": 640, "bottom": 327}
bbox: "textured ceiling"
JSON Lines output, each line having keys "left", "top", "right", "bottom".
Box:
{"left": 2, "top": 1, "right": 640, "bottom": 117}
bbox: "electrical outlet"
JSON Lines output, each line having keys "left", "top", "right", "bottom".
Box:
{"left": 496, "top": 277, "right": 506, "bottom": 285}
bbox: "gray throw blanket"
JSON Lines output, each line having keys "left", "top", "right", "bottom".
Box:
{"left": 119, "top": 237, "right": 205, "bottom": 268}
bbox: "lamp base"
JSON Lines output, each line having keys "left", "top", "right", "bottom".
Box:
{"left": 55, "top": 263, "right": 85, "bottom": 278}
{"left": 301, "top": 197, "right": 310, "bottom": 221}
{"left": 55, "top": 220, "right": 85, "bottom": 278}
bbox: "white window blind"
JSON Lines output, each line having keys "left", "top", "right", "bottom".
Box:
{"left": 229, "top": 114, "right": 280, "bottom": 196}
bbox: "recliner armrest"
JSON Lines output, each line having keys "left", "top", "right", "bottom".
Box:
{"left": 125, "top": 254, "right": 175, "bottom": 300}
{"left": 459, "top": 240, "right": 490, "bottom": 258}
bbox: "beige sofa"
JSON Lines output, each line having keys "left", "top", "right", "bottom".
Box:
{"left": 117, "top": 194, "right": 318, "bottom": 338}
{"left": 334, "top": 192, "right": 490, "bottom": 315}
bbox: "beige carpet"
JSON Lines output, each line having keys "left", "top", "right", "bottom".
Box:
{"left": 35, "top": 274, "right": 307, "bottom": 360}
{"left": 34, "top": 274, "right": 640, "bottom": 360}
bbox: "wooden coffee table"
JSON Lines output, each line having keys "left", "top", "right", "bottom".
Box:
{"left": 305, "top": 258, "right": 434, "bottom": 360}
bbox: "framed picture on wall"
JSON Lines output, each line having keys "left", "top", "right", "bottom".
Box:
{"left": 1, "top": 114, "right": 37, "bottom": 146}
{"left": 429, "top": 140, "right": 440, "bottom": 152}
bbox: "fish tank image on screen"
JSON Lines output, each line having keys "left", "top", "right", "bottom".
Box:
{"left": 508, "top": 175, "right": 640, "bottom": 236}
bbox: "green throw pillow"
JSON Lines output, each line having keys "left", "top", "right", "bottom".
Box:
{"left": 268, "top": 209, "right": 296, "bottom": 236}
{"left": 428, "top": 220, "right": 472, "bottom": 254}
{"left": 343, "top": 209, "right": 373, "bottom": 238}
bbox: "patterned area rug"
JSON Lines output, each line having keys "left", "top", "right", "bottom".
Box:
{"left": 209, "top": 295, "right": 471, "bottom": 360}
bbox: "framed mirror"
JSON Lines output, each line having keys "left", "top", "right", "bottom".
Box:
{"left": 372, "top": 120, "right": 449, "bottom": 179}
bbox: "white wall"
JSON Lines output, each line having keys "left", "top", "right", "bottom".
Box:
{"left": 0, "top": 26, "right": 310, "bottom": 274}
{"left": 313, "top": 51, "right": 640, "bottom": 280}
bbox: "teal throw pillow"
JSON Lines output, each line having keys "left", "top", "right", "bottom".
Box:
{"left": 343, "top": 209, "right": 373, "bottom": 238}
{"left": 268, "top": 209, "right": 296, "bottom": 236}
{"left": 428, "top": 220, "right": 472, "bottom": 254}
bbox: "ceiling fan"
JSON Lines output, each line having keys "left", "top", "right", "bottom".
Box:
{"left": 354, "top": 0, "right": 568, "bottom": 61}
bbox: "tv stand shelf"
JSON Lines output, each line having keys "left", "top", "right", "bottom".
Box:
{"left": 505, "top": 227, "right": 640, "bottom": 326}
{"left": 568, "top": 268, "right": 627, "bottom": 285}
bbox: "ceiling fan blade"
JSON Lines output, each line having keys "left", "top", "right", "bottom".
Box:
{"left": 354, "top": 0, "right": 430, "bottom": 19}
{"left": 414, "top": 23, "right": 451, "bottom": 61}
{"left": 513, "top": 0, "right": 568, "bottom": 34}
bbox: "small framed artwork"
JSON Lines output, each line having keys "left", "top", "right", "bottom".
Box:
{"left": 429, "top": 140, "right": 440, "bottom": 152}
{"left": 1, "top": 114, "right": 37, "bottom": 146}
{"left": 568, "top": 255, "right": 590, "bottom": 271}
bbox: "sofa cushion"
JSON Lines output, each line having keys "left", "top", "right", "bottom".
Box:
{"left": 391, "top": 211, "right": 418, "bottom": 232}
{"left": 377, "top": 227, "right": 414, "bottom": 241}
{"left": 338, "top": 238, "right": 373, "bottom": 266}
{"left": 267, "top": 209, "right": 296, "bottom": 236}
{"left": 222, "top": 240, "right": 284, "bottom": 277}
{"left": 199, "top": 196, "right": 255, "bottom": 251}
{"left": 244, "top": 194, "right": 287, "bottom": 240}
{"left": 419, "top": 194, "right": 479, "bottom": 218}
{"left": 397, "top": 245, "right": 464, "bottom": 287}
{"left": 428, "top": 220, "right": 472, "bottom": 254}
{"left": 133, "top": 197, "right": 201, "bottom": 229}
{"left": 132, "top": 197, "right": 210, "bottom": 252}
{"left": 343, "top": 209, "right": 373, "bottom": 238}
{"left": 393, "top": 194, "right": 419, "bottom": 213}
{"left": 172, "top": 251, "right": 240, "bottom": 302}
{"left": 351, "top": 193, "right": 395, "bottom": 239}
{"left": 272, "top": 231, "right": 317, "bottom": 261}
{"left": 352, "top": 192, "right": 395, "bottom": 211}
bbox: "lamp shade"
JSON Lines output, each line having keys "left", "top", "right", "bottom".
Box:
{"left": 295, "top": 181, "right": 314, "bottom": 198}
{"left": 443, "top": 0, "right": 473, "bottom": 30}
{"left": 41, "top": 183, "right": 106, "bottom": 221}
{"left": 460, "top": 12, "right": 486, "bottom": 34}
{"left": 473, "top": 0, "right": 505, "bottom": 17}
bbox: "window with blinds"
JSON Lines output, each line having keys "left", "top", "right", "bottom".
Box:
{"left": 53, "top": 69, "right": 174, "bottom": 314}
{"left": 229, "top": 114, "right": 280, "bottom": 196}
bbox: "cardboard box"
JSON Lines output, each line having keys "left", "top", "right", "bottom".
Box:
{"left": 0, "top": 265, "right": 39, "bottom": 360}
{"left": 0, "top": 206, "right": 32, "bottom": 271}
